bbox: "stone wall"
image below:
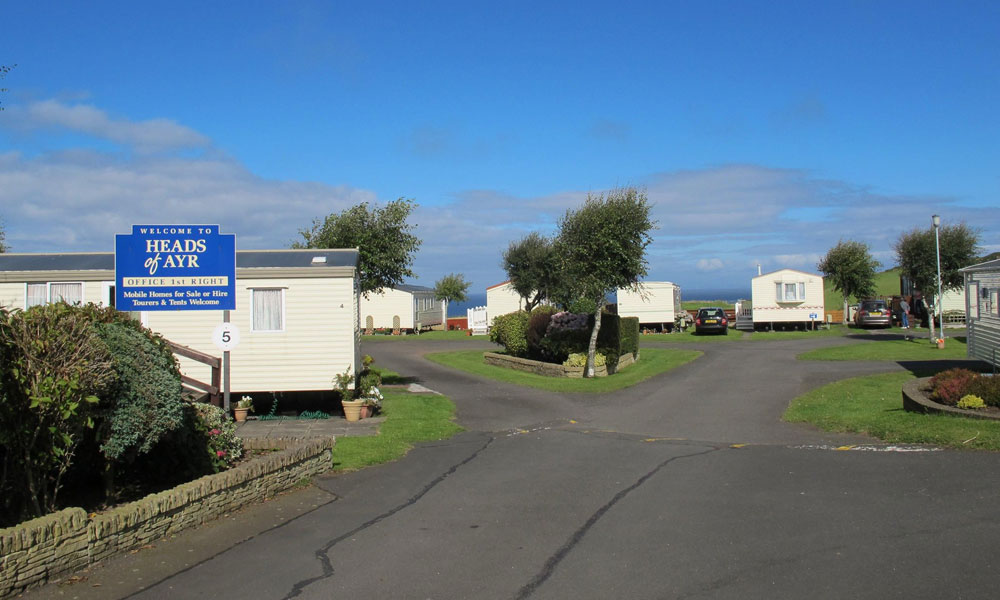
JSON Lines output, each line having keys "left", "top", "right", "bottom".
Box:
{"left": 484, "top": 352, "right": 638, "bottom": 378}
{"left": 0, "top": 437, "right": 333, "bottom": 599}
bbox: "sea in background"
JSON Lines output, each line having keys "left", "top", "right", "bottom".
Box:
{"left": 448, "top": 288, "right": 750, "bottom": 317}
{"left": 680, "top": 288, "right": 751, "bottom": 303}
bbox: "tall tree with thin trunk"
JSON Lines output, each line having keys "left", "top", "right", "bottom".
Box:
{"left": 554, "top": 186, "right": 655, "bottom": 377}
{"left": 894, "top": 222, "right": 979, "bottom": 341}
{"left": 817, "top": 240, "right": 881, "bottom": 324}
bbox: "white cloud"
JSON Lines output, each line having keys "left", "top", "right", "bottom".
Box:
{"left": 3, "top": 99, "right": 999, "bottom": 294}
{"left": 6, "top": 100, "right": 210, "bottom": 153}
{"left": 696, "top": 258, "right": 724, "bottom": 271}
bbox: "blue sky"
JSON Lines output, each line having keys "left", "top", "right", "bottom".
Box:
{"left": 1, "top": 1, "right": 998, "bottom": 294}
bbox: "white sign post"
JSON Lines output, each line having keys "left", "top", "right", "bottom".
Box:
{"left": 212, "top": 317, "right": 240, "bottom": 412}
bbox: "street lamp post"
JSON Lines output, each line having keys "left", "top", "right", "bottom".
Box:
{"left": 933, "top": 214, "right": 943, "bottom": 346}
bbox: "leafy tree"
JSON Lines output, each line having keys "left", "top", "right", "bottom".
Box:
{"left": 295, "top": 198, "right": 422, "bottom": 296}
{"left": 434, "top": 273, "right": 471, "bottom": 304}
{"left": 817, "top": 240, "right": 881, "bottom": 323}
{"left": 894, "top": 221, "right": 980, "bottom": 340}
{"left": 0, "top": 218, "right": 8, "bottom": 253}
{"left": 502, "top": 232, "right": 558, "bottom": 311}
{"left": 553, "top": 186, "right": 656, "bottom": 376}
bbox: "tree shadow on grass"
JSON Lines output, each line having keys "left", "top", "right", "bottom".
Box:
{"left": 897, "top": 359, "right": 991, "bottom": 378}
{"left": 381, "top": 373, "right": 420, "bottom": 385}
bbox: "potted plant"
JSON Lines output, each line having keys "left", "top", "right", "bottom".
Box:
{"left": 335, "top": 366, "right": 363, "bottom": 422}
{"left": 234, "top": 395, "right": 254, "bottom": 422}
{"left": 358, "top": 355, "right": 383, "bottom": 419}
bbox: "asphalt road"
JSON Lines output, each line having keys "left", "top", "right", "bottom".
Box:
{"left": 26, "top": 333, "right": 1000, "bottom": 599}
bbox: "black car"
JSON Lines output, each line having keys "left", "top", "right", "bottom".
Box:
{"left": 695, "top": 307, "right": 729, "bottom": 335}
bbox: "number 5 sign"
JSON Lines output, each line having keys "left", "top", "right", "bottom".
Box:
{"left": 212, "top": 322, "right": 241, "bottom": 351}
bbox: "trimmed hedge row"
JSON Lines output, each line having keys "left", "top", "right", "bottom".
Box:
{"left": 490, "top": 307, "right": 639, "bottom": 368}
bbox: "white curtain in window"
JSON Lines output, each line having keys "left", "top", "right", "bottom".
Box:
{"left": 26, "top": 283, "right": 47, "bottom": 307}
{"left": 50, "top": 283, "right": 83, "bottom": 305}
{"left": 253, "top": 289, "right": 283, "bottom": 331}
{"left": 784, "top": 283, "right": 796, "bottom": 301}
{"left": 797, "top": 282, "right": 806, "bottom": 300}
{"left": 775, "top": 282, "right": 782, "bottom": 301}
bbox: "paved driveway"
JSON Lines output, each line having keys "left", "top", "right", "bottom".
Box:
{"left": 27, "top": 334, "right": 1000, "bottom": 599}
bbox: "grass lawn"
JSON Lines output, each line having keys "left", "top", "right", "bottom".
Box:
{"left": 784, "top": 371, "right": 1000, "bottom": 450}
{"left": 798, "top": 336, "right": 969, "bottom": 361}
{"left": 823, "top": 267, "right": 902, "bottom": 309}
{"left": 425, "top": 347, "right": 701, "bottom": 393}
{"left": 363, "top": 330, "right": 488, "bottom": 342}
{"left": 330, "top": 389, "right": 463, "bottom": 472}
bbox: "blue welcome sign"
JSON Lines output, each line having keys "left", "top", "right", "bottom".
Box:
{"left": 115, "top": 225, "right": 236, "bottom": 311}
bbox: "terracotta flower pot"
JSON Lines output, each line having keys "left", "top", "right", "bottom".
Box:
{"left": 233, "top": 407, "right": 250, "bottom": 422}
{"left": 342, "top": 399, "right": 364, "bottom": 422}
{"left": 360, "top": 405, "right": 372, "bottom": 419}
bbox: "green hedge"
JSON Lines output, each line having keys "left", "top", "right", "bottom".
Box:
{"left": 620, "top": 317, "right": 639, "bottom": 358}
{"left": 490, "top": 311, "right": 530, "bottom": 356}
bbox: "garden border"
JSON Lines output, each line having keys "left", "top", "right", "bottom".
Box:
{"left": 901, "top": 377, "right": 1000, "bottom": 421}
{"left": 483, "top": 351, "right": 637, "bottom": 378}
{"left": 0, "top": 437, "right": 334, "bottom": 599}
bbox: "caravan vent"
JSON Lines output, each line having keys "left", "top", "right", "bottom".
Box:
{"left": 311, "top": 256, "right": 327, "bottom": 264}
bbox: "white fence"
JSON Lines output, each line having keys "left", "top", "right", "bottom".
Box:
{"left": 467, "top": 306, "right": 489, "bottom": 335}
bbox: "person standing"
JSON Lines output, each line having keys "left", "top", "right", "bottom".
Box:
{"left": 899, "top": 297, "right": 911, "bottom": 329}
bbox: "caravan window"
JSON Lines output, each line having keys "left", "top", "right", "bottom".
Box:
{"left": 251, "top": 288, "right": 285, "bottom": 332}
{"left": 775, "top": 281, "right": 806, "bottom": 302}
{"left": 25, "top": 282, "right": 83, "bottom": 308}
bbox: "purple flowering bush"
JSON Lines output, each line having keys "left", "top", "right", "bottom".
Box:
{"left": 540, "top": 311, "right": 591, "bottom": 362}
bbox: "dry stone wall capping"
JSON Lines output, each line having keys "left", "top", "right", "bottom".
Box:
{"left": 0, "top": 437, "right": 333, "bottom": 599}
{"left": 483, "top": 352, "right": 637, "bottom": 378}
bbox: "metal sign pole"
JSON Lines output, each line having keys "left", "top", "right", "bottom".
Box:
{"left": 223, "top": 309, "right": 231, "bottom": 413}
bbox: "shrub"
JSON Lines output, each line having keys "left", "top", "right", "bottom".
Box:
{"left": 0, "top": 303, "right": 114, "bottom": 523}
{"left": 597, "top": 311, "right": 622, "bottom": 358}
{"left": 966, "top": 374, "right": 1000, "bottom": 407}
{"left": 95, "top": 322, "right": 185, "bottom": 462}
{"left": 490, "top": 311, "right": 530, "bottom": 357}
{"left": 620, "top": 317, "right": 639, "bottom": 358}
{"left": 525, "top": 305, "right": 558, "bottom": 359}
{"left": 563, "top": 352, "right": 607, "bottom": 368}
{"left": 957, "top": 394, "right": 986, "bottom": 410}
{"left": 540, "top": 311, "right": 590, "bottom": 362}
{"left": 929, "top": 368, "right": 977, "bottom": 406}
{"left": 191, "top": 403, "right": 243, "bottom": 471}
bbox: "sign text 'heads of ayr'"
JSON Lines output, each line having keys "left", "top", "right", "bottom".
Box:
{"left": 115, "top": 225, "right": 236, "bottom": 311}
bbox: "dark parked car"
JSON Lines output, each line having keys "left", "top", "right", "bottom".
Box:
{"left": 854, "top": 299, "right": 892, "bottom": 328}
{"left": 695, "top": 307, "right": 728, "bottom": 335}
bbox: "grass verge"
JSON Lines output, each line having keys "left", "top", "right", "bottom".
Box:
{"left": 424, "top": 347, "right": 701, "bottom": 393}
{"left": 798, "top": 336, "right": 969, "bottom": 361}
{"left": 330, "top": 390, "right": 462, "bottom": 472}
{"left": 783, "top": 372, "right": 1000, "bottom": 450}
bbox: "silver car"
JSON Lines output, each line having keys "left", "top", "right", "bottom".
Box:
{"left": 854, "top": 299, "right": 892, "bottom": 328}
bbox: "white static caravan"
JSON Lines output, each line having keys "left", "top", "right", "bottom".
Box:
{"left": 751, "top": 268, "right": 825, "bottom": 330}
{"left": 961, "top": 258, "right": 1000, "bottom": 369}
{"left": 486, "top": 281, "right": 525, "bottom": 322}
{"left": 617, "top": 281, "right": 682, "bottom": 331}
{"left": 0, "top": 249, "right": 361, "bottom": 394}
{"left": 360, "top": 284, "right": 444, "bottom": 332}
